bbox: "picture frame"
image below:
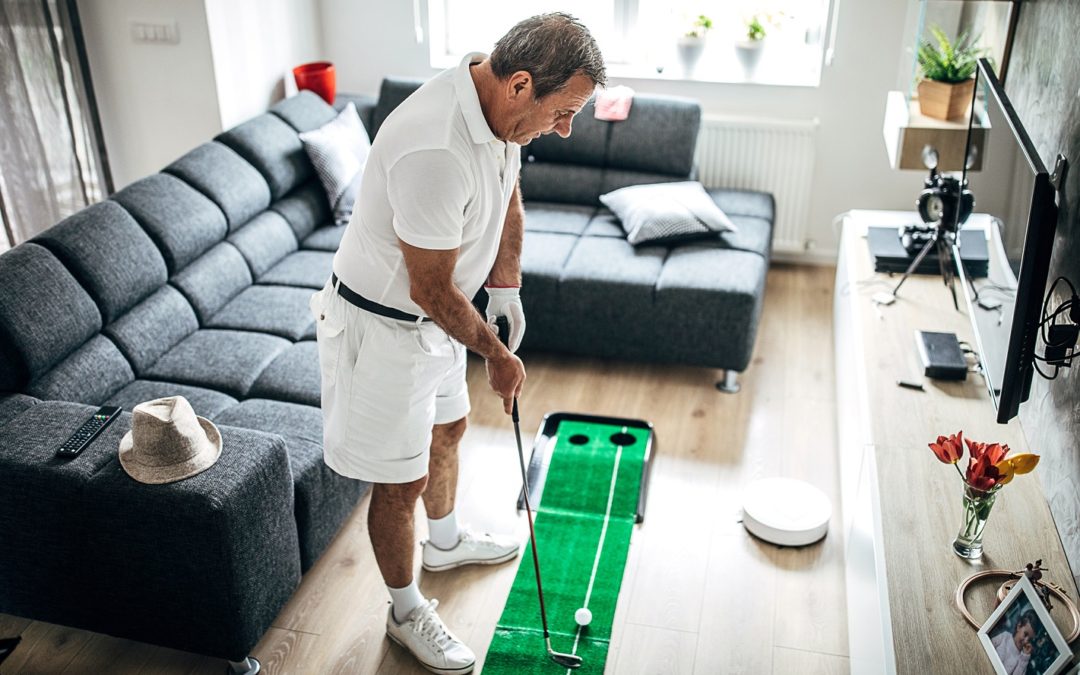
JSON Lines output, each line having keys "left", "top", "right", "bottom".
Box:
{"left": 979, "top": 574, "right": 1073, "bottom": 675}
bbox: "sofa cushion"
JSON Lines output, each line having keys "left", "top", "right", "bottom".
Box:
{"left": 560, "top": 236, "right": 666, "bottom": 307}
{"left": 214, "top": 398, "right": 368, "bottom": 571}
{"left": 582, "top": 209, "right": 625, "bottom": 237}
{"left": 372, "top": 77, "right": 424, "bottom": 137}
{"left": 524, "top": 99, "right": 609, "bottom": 167}
{"left": 216, "top": 114, "right": 312, "bottom": 201}
{"left": 523, "top": 203, "right": 597, "bottom": 236}
{"left": 249, "top": 341, "right": 320, "bottom": 407}
{"left": 111, "top": 173, "right": 228, "bottom": 275}
{"left": 520, "top": 162, "right": 606, "bottom": 206}
{"left": 599, "top": 169, "right": 687, "bottom": 197}
{"left": 0, "top": 243, "right": 101, "bottom": 389}
{"left": 171, "top": 243, "right": 253, "bottom": 324}
{"left": 723, "top": 215, "right": 773, "bottom": 258}
{"left": 271, "top": 181, "right": 332, "bottom": 242}
{"left": 228, "top": 211, "right": 299, "bottom": 279}
{"left": 607, "top": 95, "right": 701, "bottom": 176}
{"left": 0, "top": 393, "right": 38, "bottom": 429}
{"left": 144, "top": 329, "right": 290, "bottom": 399}
{"left": 25, "top": 335, "right": 134, "bottom": 404}
{"left": 270, "top": 90, "right": 338, "bottom": 133}
{"left": 165, "top": 142, "right": 271, "bottom": 231}
{"left": 258, "top": 250, "right": 334, "bottom": 289}
{"left": 654, "top": 247, "right": 768, "bottom": 371}
{"left": 106, "top": 380, "right": 238, "bottom": 419}
{"left": 33, "top": 201, "right": 168, "bottom": 324}
{"left": 206, "top": 286, "right": 316, "bottom": 341}
{"left": 104, "top": 286, "right": 199, "bottom": 375}
{"left": 301, "top": 225, "right": 346, "bottom": 252}
{"left": 708, "top": 188, "right": 776, "bottom": 222}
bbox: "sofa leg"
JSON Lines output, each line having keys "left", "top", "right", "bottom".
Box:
{"left": 716, "top": 370, "right": 741, "bottom": 393}
{"left": 226, "top": 657, "right": 261, "bottom": 674}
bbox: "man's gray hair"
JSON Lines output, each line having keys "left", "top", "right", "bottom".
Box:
{"left": 490, "top": 13, "right": 607, "bottom": 99}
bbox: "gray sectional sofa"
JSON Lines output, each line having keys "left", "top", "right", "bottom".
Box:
{"left": 0, "top": 82, "right": 772, "bottom": 666}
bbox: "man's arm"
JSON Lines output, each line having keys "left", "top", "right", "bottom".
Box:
{"left": 399, "top": 239, "right": 524, "bottom": 412}
{"left": 487, "top": 179, "right": 524, "bottom": 287}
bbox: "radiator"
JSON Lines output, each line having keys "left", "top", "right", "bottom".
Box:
{"left": 694, "top": 115, "right": 819, "bottom": 255}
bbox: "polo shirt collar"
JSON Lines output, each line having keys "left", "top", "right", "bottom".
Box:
{"left": 455, "top": 52, "right": 498, "bottom": 145}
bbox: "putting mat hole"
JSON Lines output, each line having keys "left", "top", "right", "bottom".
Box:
{"left": 568, "top": 434, "right": 590, "bottom": 445}
{"left": 610, "top": 432, "right": 637, "bottom": 447}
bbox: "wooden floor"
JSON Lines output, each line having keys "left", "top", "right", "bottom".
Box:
{"left": 0, "top": 265, "right": 847, "bottom": 674}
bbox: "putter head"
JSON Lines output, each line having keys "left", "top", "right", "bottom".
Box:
{"left": 549, "top": 651, "right": 583, "bottom": 669}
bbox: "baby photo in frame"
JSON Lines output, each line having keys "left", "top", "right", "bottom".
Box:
{"left": 979, "top": 575, "right": 1073, "bottom": 675}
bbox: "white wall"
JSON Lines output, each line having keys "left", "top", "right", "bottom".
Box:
{"left": 320, "top": 0, "right": 924, "bottom": 260}
{"left": 78, "top": 0, "right": 222, "bottom": 189}
{"left": 205, "top": 0, "right": 323, "bottom": 130}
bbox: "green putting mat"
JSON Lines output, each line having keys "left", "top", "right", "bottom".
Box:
{"left": 484, "top": 415, "right": 653, "bottom": 673}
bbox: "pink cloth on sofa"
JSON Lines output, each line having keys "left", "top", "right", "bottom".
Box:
{"left": 594, "top": 85, "right": 634, "bottom": 121}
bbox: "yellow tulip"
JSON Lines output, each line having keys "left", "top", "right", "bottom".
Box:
{"left": 994, "top": 453, "right": 1040, "bottom": 486}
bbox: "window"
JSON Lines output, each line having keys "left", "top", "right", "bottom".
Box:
{"left": 428, "top": 1, "right": 833, "bottom": 87}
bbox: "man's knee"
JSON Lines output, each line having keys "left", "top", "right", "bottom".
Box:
{"left": 433, "top": 417, "right": 467, "bottom": 447}
{"left": 374, "top": 475, "right": 429, "bottom": 506}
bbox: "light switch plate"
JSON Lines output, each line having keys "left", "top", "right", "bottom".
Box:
{"left": 130, "top": 20, "right": 178, "bottom": 45}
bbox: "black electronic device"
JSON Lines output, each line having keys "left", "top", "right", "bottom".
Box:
{"left": 954, "top": 59, "right": 1061, "bottom": 423}
{"left": 916, "top": 330, "right": 969, "bottom": 381}
{"left": 56, "top": 406, "right": 122, "bottom": 458}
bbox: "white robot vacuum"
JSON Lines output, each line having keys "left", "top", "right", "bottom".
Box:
{"left": 741, "top": 477, "right": 832, "bottom": 546}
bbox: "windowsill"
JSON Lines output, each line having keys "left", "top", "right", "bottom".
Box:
{"left": 430, "top": 40, "right": 824, "bottom": 88}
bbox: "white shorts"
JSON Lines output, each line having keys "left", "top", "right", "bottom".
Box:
{"left": 309, "top": 279, "right": 470, "bottom": 484}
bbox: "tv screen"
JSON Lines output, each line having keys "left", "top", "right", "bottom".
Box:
{"left": 956, "top": 59, "right": 1058, "bottom": 424}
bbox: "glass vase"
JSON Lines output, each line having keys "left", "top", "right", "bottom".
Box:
{"left": 952, "top": 484, "right": 998, "bottom": 559}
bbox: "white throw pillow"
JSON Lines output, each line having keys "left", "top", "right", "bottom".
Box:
{"left": 599, "top": 181, "right": 738, "bottom": 246}
{"left": 299, "top": 102, "right": 371, "bottom": 225}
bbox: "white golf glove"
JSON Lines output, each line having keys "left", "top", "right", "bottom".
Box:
{"left": 485, "top": 286, "right": 526, "bottom": 353}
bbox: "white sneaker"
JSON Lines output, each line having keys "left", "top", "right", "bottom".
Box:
{"left": 421, "top": 528, "right": 521, "bottom": 572}
{"left": 386, "top": 599, "right": 476, "bottom": 674}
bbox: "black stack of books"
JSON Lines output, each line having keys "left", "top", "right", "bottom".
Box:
{"left": 867, "top": 226, "right": 989, "bottom": 278}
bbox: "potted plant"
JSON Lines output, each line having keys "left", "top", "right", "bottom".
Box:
{"left": 916, "top": 26, "right": 984, "bottom": 121}
{"left": 735, "top": 14, "right": 768, "bottom": 74}
{"left": 677, "top": 14, "right": 712, "bottom": 76}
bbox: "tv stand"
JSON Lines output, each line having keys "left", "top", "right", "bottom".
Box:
{"left": 834, "top": 210, "right": 1078, "bottom": 674}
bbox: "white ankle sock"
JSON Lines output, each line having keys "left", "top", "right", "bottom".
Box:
{"left": 427, "top": 510, "right": 461, "bottom": 550}
{"left": 388, "top": 581, "right": 425, "bottom": 624}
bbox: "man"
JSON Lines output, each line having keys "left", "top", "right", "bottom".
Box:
{"left": 310, "top": 13, "right": 605, "bottom": 674}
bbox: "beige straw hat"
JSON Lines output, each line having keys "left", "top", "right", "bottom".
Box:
{"left": 118, "top": 396, "right": 222, "bottom": 484}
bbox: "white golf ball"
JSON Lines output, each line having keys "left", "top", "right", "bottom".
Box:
{"left": 575, "top": 607, "right": 592, "bottom": 626}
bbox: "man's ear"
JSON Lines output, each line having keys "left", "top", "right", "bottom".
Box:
{"left": 506, "top": 70, "right": 533, "bottom": 101}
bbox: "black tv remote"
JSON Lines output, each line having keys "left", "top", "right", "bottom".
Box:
{"left": 56, "top": 406, "right": 122, "bottom": 458}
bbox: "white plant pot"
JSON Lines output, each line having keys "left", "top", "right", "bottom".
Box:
{"left": 735, "top": 39, "right": 765, "bottom": 75}
{"left": 677, "top": 36, "right": 706, "bottom": 77}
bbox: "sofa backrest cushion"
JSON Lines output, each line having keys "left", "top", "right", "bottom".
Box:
{"left": 165, "top": 142, "right": 271, "bottom": 231}
{"left": 522, "top": 99, "right": 609, "bottom": 167}
{"left": 270, "top": 90, "right": 338, "bottom": 133}
{"left": 25, "top": 334, "right": 134, "bottom": 404}
{"left": 111, "top": 173, "right": 227, "bottom": 275}
{"left": 216, "top": 113, "right": 312, "bottom": 201}
{"left": 606, "top": 95, "right": 700, "bottom": 176}
{"left": 171, "top": 242, "right": 253, "bottom": 324}
{"left": 270, "top": 181, "right": 331, "bottom": 242}
{"left": 372, "top": 77, "right": 425, "bottom": 138}
{"left": 520, "top": 162, "right": 607, "bottom": 206}
{"left": 32, "top": 201, "right": 168, "bottom": 325}
{"left": 104, "top": 286, "right": 200, "bottom": 375}
{"left": 0, "top": 243, "right": 102, "bottom": 391}
{"left": 227, "top": 211, "right": 299, "bottom": 278}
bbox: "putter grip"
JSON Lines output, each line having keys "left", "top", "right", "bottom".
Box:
{"left": 494, "top": 315, "right": 511, "bottom": 348}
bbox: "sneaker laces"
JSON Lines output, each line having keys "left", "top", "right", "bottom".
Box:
{"left": 457, "top": 528, "right": 493, "bottom": 545}
{"left": 411, "top": 600, "right": 453, "bottom": 651}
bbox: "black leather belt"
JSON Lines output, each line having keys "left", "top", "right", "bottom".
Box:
{"left": 331, "top": 274, "right": 431, "bottom": 323}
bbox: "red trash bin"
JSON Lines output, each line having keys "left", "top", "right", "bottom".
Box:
{"left": 293, "top": 61, "right": 336, "bottom": 104}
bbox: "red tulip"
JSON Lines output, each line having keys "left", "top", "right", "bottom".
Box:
{"left": 966, "top": 452, "right": 1000, "bottom": 491}
{"left": 929, "top": 432, "right": 964, "bottom": 464}
{"left": 965, "top": 437, "right": 986, "bottom": 461}
{"left": 984, "top": 443, "right": 1009, "bottom": 465}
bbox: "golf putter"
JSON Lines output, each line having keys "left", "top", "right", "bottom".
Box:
{"left": 497, "top": 317, "right": 582, "bottom": 669}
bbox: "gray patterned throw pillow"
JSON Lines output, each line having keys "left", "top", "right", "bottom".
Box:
{"left": 299, "top": 102, "right": 370, "bottom": 226}
{"left": 600, "top": 181, "right": 738, "bottom": 246}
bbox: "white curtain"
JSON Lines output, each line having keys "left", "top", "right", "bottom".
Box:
{"left": 0, "top": 0, "right": 110, "bottom": 248}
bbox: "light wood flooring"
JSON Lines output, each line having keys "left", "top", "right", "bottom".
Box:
{"left": 0, "top": 264, "right": 847, "bottom": 674}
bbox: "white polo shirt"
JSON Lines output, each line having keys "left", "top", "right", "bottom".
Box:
{"left": 332, "top": 52, "right": 521, "bottom": 317}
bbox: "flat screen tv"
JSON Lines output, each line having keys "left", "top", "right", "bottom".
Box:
{"left": 955, "top": 58, "right": 1059, "bottom": 424}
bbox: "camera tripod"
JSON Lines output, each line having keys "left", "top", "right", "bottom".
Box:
{"left": 876, "top": 220, "right": 962, "bottom": 310}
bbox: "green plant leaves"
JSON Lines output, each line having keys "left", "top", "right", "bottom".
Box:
{"left": 917, "top": 24, "right": 985, "bottom": 83}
